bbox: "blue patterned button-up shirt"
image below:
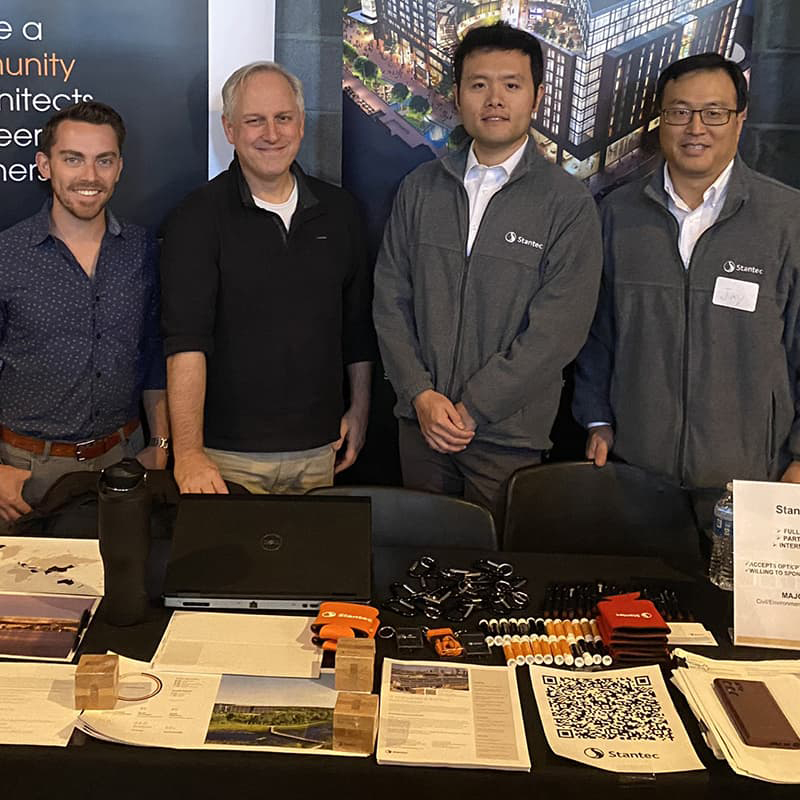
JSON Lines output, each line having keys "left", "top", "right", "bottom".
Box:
{"left": 0, "top": 202, "right": 165, "bottom": 441}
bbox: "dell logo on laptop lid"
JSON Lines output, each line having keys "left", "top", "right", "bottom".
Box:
{"left": 261, "top": 533, "right": 283, "bottom": 551}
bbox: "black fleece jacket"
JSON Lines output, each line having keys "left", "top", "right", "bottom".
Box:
{"left": 160, "top": 158, "right": 375, "bottom": 452}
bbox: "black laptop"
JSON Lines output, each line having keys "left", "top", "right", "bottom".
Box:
{"left": 163, "top": 494, "right": 372, "bottom": 611}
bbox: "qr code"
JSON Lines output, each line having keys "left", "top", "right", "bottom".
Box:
{"left": 543, "top": 674, "right": 675, "bottom": 741}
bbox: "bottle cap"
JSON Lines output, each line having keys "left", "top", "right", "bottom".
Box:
{"left": 100, "top": 458, "right": 146, "bottom": 491}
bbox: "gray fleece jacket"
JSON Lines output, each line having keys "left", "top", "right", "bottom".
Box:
{"left": 573, "top": 156, "right": 800, "bottom": 489}
{"left": 373, "top": 138, "right": 602, "bottom": 449}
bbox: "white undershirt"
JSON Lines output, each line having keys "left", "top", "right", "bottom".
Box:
{"left": 663, "top": 158, "right": 734, "bottom": 268}
{"left": 253, "top": 179, "right": 298, "bottom": 232}
{"left": 463, "top": 138, "right": 528, "bottom": 256}
{"left": 587, "top": 158, "right": 736, "bottom": 430}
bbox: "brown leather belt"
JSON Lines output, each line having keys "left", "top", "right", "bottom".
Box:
{"left": 0, "top": 419, "right": 140, "bottom": 462}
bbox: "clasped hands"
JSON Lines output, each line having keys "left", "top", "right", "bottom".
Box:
{"left": 413, "top": 389, "right": 476, "bottom": 453}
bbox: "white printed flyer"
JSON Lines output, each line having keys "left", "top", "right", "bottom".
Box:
{"left": 376, "top": 659, "right": 530, "bottom": 771}
{"left": 530, "top": 665, "right": 704, "bottom": 774}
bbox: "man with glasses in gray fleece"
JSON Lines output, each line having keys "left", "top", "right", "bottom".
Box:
{"left": 574, "top": 53, "right": 800, "bottom": 526}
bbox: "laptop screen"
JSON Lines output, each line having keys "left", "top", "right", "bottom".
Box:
{"left": 163, "top": 494, "right": 371, "bottom": 609}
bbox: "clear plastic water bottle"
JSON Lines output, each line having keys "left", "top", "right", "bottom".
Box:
{"left": 709, "top": 482, "right": 734, "bottom": 591}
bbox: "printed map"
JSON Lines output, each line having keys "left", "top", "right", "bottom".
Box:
{"left": 0, "top": 537, "right": 103, "bottom": 596}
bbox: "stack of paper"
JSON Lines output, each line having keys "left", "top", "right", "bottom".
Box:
{"left": 151, "top": 612, "right": 321, "bottom": 678}
{"left": 672, "top": 648, "right": 800, "bottom": 783}
{"left": 376, "top": 658, "right": 530, "bottom": 771}
{"left": 0, "top": 662, "right": 78, "bottom": 746}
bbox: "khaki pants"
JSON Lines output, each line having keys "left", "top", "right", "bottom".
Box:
{"left": 205, "top": 443, "right": 336, "bottom": 494}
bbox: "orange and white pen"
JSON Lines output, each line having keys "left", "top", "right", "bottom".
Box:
{"left": 552, "top": 619, "right": 575, "bottom": 666}
{"left": 510, "top": 635, "right": 526, "bottom": 666}
{"left": 518, "top": 633, "right": 535, "bottom": 665}
{"left": 501, "top": 635, "right": 516, "bottom": 667}
{"left": 544, "top": 619, "right": 565, "bottom": 666}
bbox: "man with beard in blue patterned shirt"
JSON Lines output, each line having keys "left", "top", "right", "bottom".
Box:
{"left": 0, "top": 102, "right": 168, "bottom": 524}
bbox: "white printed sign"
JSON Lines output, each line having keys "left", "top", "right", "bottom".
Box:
{"left": 733, "top": 480, "right": 800, "bottom": 649}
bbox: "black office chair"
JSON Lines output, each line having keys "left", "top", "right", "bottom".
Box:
{"left": 503, "top": 461, "right": 701, "bottom": 561}
{"left": 309, "top": 485, "right": 498, "bottom": 549}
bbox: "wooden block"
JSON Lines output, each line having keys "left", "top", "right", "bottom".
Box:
{"left": 333, "top": 691, "right": 379, "bottom": 754}
{"left": 75, "top": 653, "right": 119, "bottom": 710}
{"left": 334, "top": 637, "right": 375, "bottom": 693}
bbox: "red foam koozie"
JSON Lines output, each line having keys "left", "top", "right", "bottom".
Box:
{"left": 596, "top": 613, "right": 613, "bottom": 646}
{"left": 597, "top": 593, "right": 670, "bottom": 637}
{"left": 595, "top": 614, "right": 667, "bottom": 646}
{"left": 608, "top": 644, "right": 671, "bottom": 664}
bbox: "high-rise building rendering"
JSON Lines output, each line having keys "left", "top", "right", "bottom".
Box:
{"left": 374, "top": 0, "right": 463, "bottom": 87}
{"left": 525, "top": 0, "right": 743, "bottom": 178}
{"left": 372, "top": 0, "right": 744, "bottom": 179}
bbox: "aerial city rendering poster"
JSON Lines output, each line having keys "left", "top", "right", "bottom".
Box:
{"left": 342, "top": 0, "right": 755, "bottom": 249}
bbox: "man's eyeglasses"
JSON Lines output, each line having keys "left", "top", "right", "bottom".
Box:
{"left": 660, "top": 107, "right": 738, "bottom": 126}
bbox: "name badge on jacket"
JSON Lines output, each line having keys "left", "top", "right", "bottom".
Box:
{"left": 712, "top": 277, "right": 759, "bottom": 312}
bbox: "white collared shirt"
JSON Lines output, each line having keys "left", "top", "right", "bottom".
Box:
{"left": 463, "top": 138, "right": 528, "bottom": 256}
{"left": 663, "top": 158, "right": 734, "bottom": 268}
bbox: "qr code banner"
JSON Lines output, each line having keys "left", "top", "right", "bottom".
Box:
{"left": 530, "top": 665, "right": 704, "bottom": 774}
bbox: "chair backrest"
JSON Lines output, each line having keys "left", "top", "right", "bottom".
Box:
{"left": 503, "top": 461, "right": 700, "bottom": 560}
{"left": 309, "top": 486, "right": 498, "bottom": 550}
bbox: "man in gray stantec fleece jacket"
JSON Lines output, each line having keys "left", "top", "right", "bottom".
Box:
{"left": 574, "top": 53, "right": 800, "bottom": 500}
{"left": 373, "top": 23, "right": 602, "bottom": 521}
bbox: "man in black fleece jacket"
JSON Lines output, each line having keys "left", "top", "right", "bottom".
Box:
{"left": 161, "top": 62, "right": 375, "bottom": 494}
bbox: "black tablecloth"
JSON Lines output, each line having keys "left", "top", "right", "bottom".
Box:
{"left": 5, "top": 544, "right": 799, "bottom": 799}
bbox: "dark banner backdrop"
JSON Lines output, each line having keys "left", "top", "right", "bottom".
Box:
{"left": 0, "top": 0, "right": 208, "bottom": 232}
